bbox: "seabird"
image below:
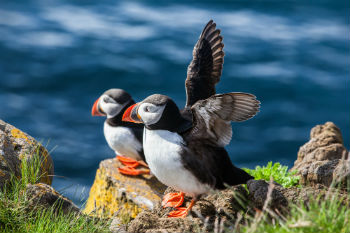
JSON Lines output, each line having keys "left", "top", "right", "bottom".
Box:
{"left": 122, "top": 20, "right": 260, "bottom": 217}
{"left": 92, "top": 88, "right": 149, "bottom": 176}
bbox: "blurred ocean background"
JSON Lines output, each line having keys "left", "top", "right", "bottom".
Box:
{"left": 0, "top": 0, "right": 349, "bottom": 206}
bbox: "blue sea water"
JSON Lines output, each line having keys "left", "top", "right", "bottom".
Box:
{"left": 0, "top": 0, "right": 349, "bottom": 205}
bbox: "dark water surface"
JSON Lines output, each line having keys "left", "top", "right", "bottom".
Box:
{"left": 0, "top": 0, "right": 349, "bottom": 205}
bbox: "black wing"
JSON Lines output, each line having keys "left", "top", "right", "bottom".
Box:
{"left": 180, "top": 143, "right": 253, "bottom": 190}
{"left": 185, "top": 20, "right": 224, "bottom": 108}
{"left": 187, "top": 92, "right": 260, "bottom": 147}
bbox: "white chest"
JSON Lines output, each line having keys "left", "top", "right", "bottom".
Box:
{"left": 103, "top": 122, "right": 142, "bottom": 160}
{"left": 143, "top": 129, "right": 210, "bottom": 196}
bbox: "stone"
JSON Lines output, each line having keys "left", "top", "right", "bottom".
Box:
{"left": 333, "top": 158, "right": 350, "bottom": 189}
{"left": 127, "top": 180, "right": 350, "bottom": 233}
{"left": 128, "top": 186, "right": 249, "bottom": 233}
{"left": 109, "top": 217, "right": 128, "bottom": 233}
{"left": 0, "top": 119, "right": 54, "bottom": 189}
{"left": 280, "top": 184, "right": 349, "bottom": 206}
{"left": 247, "top": 179, "right": 288, "bottom": 211}
{"left": 291, "top": 122, "right": 349, "bottom": 188}
{"left": 26, "top": 183, "right": 80, "bottom": 215}
{"left": 128, "top": 209, "right": 205, "bottom": 233}
{"left": 83, "top": 158, "right": 167, "bottom": 218}
{"left": 202, "top": 186, "right": 249, "bottom": 218}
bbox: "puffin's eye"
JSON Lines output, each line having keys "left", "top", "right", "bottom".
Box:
{"left": 145, "top": 106, "right": 150, "bottom": 112}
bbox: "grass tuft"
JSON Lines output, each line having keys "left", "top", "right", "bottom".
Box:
{"left": 20, "top": 149, "right": 44, "bottom": 189}
{"left": 240, "top": 191, "right": 350, "bottom": 233}
{"left": 0, "top": 145, "right": 110, "bottom": 233}
{"left": 243, "top": 162, "right": 300, "bottom": 188}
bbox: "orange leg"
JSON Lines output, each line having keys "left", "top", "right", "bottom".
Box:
{"left": 118, "top": 166, "right": 150, "bottom": 176}
{"left": 168, "top": 198, "right": 196, "bottom": 218}
{"left": 162, "top": 192, "right": 185, "bottom": 208}
{"left": 116, "top": 155, "right": 149, "bottom": 168}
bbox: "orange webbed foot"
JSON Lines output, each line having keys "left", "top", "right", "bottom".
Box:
{"left": 167, "top": 198, "right": 196, "bottom": 218}
{"left": 168, "top": 207, "right": 189, "bottom": 218}
{"left": 116, "top": 155, "right": 148, "bottom": 168}
{"left": 118, "top": 166, "right": 150, "bottom": 176}
{"left": 162, "top": 192, "right": 184, "bottom": 208}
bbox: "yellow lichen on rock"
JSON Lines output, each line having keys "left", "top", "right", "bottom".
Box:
{"left": 0, "top": 119, "right": 54, "bottom": 188}
{"left": 84, "top": 164, "right": 142, "bottom": 218}
{"left": 84, "top": 158, "right": 166, "bottom": 219}
{"left": 11, "top": 128, "right": 32, "bottom": 144}
{"left": 11, "top": 128, "right": 27, "bottom": 139}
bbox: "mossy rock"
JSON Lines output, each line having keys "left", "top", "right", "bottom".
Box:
{"left": 0, "top": 119, "right": 54, "bottom": 188}
{"left": 84, "top": 158, "right": 166, "bottom": 219}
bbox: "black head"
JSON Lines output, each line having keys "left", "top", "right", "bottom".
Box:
{"left": 123, "top": 94, "right": 192, "bottom": 133}
{"left": 103, "top": 89, "right": 133, "bottom": 105}
{"left": 92, "top": 88, "right": 135, "bottom": 119}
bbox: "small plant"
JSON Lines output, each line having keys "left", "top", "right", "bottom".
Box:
{"left": 20, "top": 148, "right": 45, "bottom": 189}
{"left": 240, "top": 191, "right": 350, "bottom": 233}
{"left": 0, "top": 145, "right": 110, "bottom": 233}
{"left": 243, "top": 162, "right": 300, "bottom": 188}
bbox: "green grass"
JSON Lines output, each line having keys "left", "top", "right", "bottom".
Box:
{"left": 0, "top": 146, "right": 110, "bottom": 233}
{"left": 240, "top": 191, "right": 350, "bottom": 233}
{"left": 20, "top": 146, "right": 46, "bottom": 189}
{"left": 235, "top": 162, "right": 349, "bottom": 233}
{"left": 243, "top": 162, "right": 300, "bottom": 188}
{"left": 3, "top": 150, "right": 347, "bottom": 233}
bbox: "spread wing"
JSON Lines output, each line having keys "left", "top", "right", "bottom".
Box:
{"left": 185, "top": 20, "right": 224, "bottom": 108}
{"left": 187, "top": 93, "right": 260, "bottom": 147}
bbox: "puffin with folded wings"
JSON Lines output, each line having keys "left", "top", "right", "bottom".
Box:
{"left": 122, "top": 20, "right": 260, "bottom": 217}
{"left": 91, "top": 89, "right": 149, "bottom": 176}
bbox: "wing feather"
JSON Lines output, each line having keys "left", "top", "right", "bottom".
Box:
{"left": 187, "top": 93, "right": 260, "bottom": 147}
{"left": 185, "top": 20, "right": 225, "bottom": 108}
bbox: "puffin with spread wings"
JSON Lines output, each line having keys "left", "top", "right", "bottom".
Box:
{"left": 122, "top": 20, "right": 260, "bottom": 217}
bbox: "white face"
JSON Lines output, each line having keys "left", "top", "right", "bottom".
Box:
{"left": 137, "top": 103, "right": 166, "bottom": 125}
{"left": 99, "top": 94, "right": 129, "bottom": 118}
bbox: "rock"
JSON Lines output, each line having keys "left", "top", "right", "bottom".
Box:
{"left": 247, "top": 180, "right": 288, "bottom": 211}
{"left": 128, "top": 186, "right": 249, "bottom": 233}
{"left": 280, "top": 184, "right": 349, "bottom": 206}
{"left": 332, "top": 158, "right": 350, "bottom": 189}
{"left": 83, "top": 158, "right": 167, "bottom": 218}
{"left": 246, "top": 179, "right": 349, "bottom": 213}
{"left": 128, "top": 211, "right": 203, "bottom": 233}
{"left": 127, "top": 179, "right": 349, "bottom": 233}
{"left": 202, "top": 186, "right": 249, "bottom": 218}
{"left": 109, "top": 218, "right": 128, "bottom": 233}
{"left": 0, "top": 119, "right": 54, "bottom": 188}
{"left": 26, "top": 183, "right": 80, "bottom": 215}
{"left": 291, "top": 122, "right": 349, "bottom": 187}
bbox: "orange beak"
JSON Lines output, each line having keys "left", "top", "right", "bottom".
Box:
{"left": 122, "top": 103, "right": 142, "bottom": 123}
{"left": 91, "top": 98, "right": 105, "bottom": 116}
